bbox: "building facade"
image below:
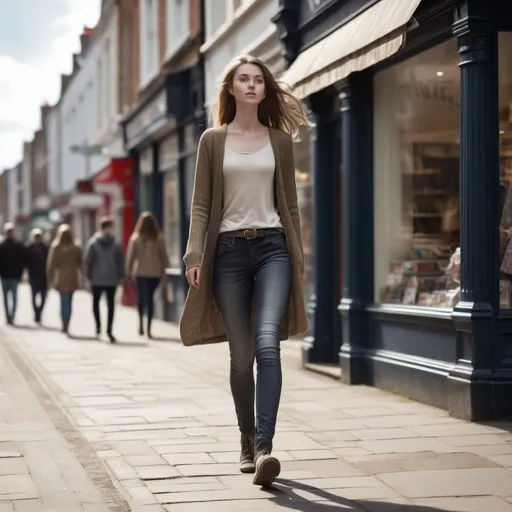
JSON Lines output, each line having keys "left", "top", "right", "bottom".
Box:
{"left": 275, "top": 0, "right": 512, "bottom": 420}
{"left": 57, "top": 0, "right": 126, "bottom": 245}
{"left": 122, "top": 0, "right": 205, "bottom": 322}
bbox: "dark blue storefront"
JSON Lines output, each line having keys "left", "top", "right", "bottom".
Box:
{"left": 122, "top": 63, "right": 206, "bottom": 323}
{"left": 274, "top": 0, "right": 512, "bottom": 420}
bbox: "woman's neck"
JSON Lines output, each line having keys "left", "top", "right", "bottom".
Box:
{"left": 229, "top": 104, "right": 262, "bottom": 133}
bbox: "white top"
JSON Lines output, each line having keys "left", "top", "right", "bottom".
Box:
{"left": 219, "top": 142, "right": 282, "bottom": 233}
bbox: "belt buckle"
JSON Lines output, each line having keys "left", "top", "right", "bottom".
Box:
{"left": 243, "top": 228, "right": 257, "bottom": 240}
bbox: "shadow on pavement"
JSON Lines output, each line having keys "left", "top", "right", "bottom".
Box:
{"left": 10, "top": 323, "right": 62, "bottom": 332}
{"left": 267, "top": 479, "right": 450, "bottom": 512}
{"left": 147, "top": 335, "right": 180, "bottom": 342}
{"left": 479, "top": 420, "right": 512, "bottom": 434}
{"left": 67, "top": 334, "right": 148, "bottom": 347}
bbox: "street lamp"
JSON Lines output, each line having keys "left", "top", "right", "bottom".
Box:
{"left": 70, "top": 143, "right": 108, "bottom": 177}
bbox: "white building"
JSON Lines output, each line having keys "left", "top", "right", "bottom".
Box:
{"left": 6, "top": 163, "right": 22, "bottom": 226}
{"left": 57, "top": 0, "right": 124, "bottom": 242}
{"left": 46, "top": 101, "right": 63, "bottom": 198}
{"left": 202, "top": 0, "right": 285, "bottom": 109}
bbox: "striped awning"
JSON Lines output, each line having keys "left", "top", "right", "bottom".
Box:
{"left": 280, "top": 0, "right": 422, "bottom": 99}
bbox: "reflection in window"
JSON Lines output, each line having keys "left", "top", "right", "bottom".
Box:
{"left": 294, "top": 127, "right": 315, "bottom": 304}
{"left": 498, "top": 33, "right": 512, "bottom": 309}
{"left": 374, "top": 39, "right": 461, "bottom": 309}
{"left": 164, "top": 169, "right": 181, "bottom": 268}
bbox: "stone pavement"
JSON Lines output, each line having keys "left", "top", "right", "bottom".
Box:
{"left": 1, "top": 285, "right": 512, "bottom": 511}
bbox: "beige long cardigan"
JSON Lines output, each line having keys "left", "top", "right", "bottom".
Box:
{"left": 179, "top": 124, "right": 308, "bottom": 346}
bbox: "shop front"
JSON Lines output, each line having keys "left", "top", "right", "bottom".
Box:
{"left": 123, "top": 65, "right": 205, "bottom": 323}
{"left": 278, "top": 0, "right": 512, "bottom": 420}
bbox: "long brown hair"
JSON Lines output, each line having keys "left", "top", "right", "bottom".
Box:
{"left": 211, "top": 54, "right": 310, "bottom": 139}
{"left": 52, "top": 223, "right": 76, "bottom": 248}
{"left": 132, "top": 211, "right": 161, "bottom": 241}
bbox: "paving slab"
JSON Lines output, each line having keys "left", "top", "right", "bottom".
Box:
{"left": 2, "top": 286, "right": 512, "bottom": 511}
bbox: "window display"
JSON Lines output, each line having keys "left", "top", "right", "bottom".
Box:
{"left": 498, "top": 33, "right": 512, "bottom": 309}
{"left": 374, "top": 39, "right": 461, "bottom": 308}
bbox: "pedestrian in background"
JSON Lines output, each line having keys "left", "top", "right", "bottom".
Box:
{"left": 46, "top": 224, "right": 83, "bottom": 335}
{"left": 181, "top": 54, "right": 309, "bottom": 487}
{"left": 84, "top": 216, "right": 124, "bottom": 343}
{"left": 26, "top": 228, "right": 49, "bottom": 324}
{"left": 0, "top": 222, "right": 27, "bottom": 325}
{"left": 126, "top": 212, "right": 169, "bottom": 338}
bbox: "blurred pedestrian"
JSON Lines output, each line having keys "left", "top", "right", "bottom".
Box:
{"left": 126, "top": 212, "right": 169, "bottom": 338}
{"left": 84, "top": 216, "right": 124, "bottom": 343}
{"left": 46, "top": 224, "right": 83, "bottom": 335}
{"left": 0, "top": 222, "right": 27, "bottom": 325}
{"left": 26, "top": 228, "right": 49, "bottom": 324}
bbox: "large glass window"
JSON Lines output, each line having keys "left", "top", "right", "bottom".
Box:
{"left": 160, "top": 134, "right": 181, "bottom": 269}
{"left": 374, "top": 39, "right": 461, "bottom": 309}
{"left": 294, "top": 127, "right": 315, "bottom": 303}
{"left": 498, "top": 33, "right": 512, "bottom": 309}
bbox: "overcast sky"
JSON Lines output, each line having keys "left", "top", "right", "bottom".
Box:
{"left": 0, "top": 0, "right": 101, "bottom": 170}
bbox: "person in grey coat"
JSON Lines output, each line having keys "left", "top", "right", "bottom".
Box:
{"left": 84, "top": 216, "right": 124, "bottom": 342}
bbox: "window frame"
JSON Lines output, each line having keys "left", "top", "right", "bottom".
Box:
{"left": 165, "top": 0, "right": 190, "bottom": 60}
{"left": 139, "top": 0, "right": 159, "bottom": 89}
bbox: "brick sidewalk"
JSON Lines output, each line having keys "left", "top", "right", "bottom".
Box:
{"left": 1, "top": 285, "right": 512, "bottom": 511}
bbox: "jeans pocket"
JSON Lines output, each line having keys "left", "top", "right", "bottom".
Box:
{"left": 267, "top": 232, "right": 286, "bottom": 246}
{"left": 215, "top": 236, "right": 233, "bottom": 256}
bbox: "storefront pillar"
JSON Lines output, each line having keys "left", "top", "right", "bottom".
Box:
{"left": 303, "top": 90, "right": 341, "bottom": 364}
{"left": 449, "top": 1, "right": 502, "bottom": 420}
{"left": 339, "top": 72, "right": 374, "bottom": 384}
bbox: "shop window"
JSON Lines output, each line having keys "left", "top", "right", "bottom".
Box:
{"left": 374, "top": 39, "right": 461, "bottom": 309}
{"left": 294, "top": 127, "right": 315, "bottom": 304}
{"left": 164, "top": 169, "right": 181, "bottom": 269}
{"left": 498, "top": 33, "right": 512, "bottom": 309}
{"left": 184, "top": 124, "right": 197, "bottom": 216}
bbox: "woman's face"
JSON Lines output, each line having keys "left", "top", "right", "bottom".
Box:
{"left": 230, "top": 63, "right": 266, "bottom": 106}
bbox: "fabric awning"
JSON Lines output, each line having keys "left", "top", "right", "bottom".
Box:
{"left": 280, "top": 0, "right": 422, "bottom": 99}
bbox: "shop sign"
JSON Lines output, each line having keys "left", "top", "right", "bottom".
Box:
{"left": 125, "top": 90, "right": 167, "bottom": 147}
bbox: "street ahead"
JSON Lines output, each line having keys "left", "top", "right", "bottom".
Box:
{"left": 1, "top": 285, "right": 512, "bottom": 511}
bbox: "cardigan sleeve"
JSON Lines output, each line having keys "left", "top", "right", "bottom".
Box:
{"left": 183, "top": 130, "right": 213, "bottom": 271}
{"left": 281, "top": 135, "right": 305, "bottom": 271}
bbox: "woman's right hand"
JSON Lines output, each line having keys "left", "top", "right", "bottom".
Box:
{"left": 186, "top": 266, "right": 201, "bottom": 289}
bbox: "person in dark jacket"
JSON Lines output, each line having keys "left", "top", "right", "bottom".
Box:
{"left": 84, "top": 216, "right": 124, "bottom": 342}
{"left": 26, "top": 228, "right": 49, "bottom": 324}
{"left": 0, "top": 222, "right": 27, "bottom": 324}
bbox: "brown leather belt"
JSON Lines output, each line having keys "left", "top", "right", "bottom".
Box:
{"left": 220, "top": 228, "right": 283, "bottom": 240}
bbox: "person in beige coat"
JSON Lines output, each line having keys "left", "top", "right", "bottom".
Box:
{"left": 126, "top": 212, "right": 169, "bottom": 338}
{"left": 46, "top": 224, "right": 83, "bottom": 335}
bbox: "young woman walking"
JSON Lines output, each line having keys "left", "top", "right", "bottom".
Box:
{"left": 126, "top": 212, "right": 169, "bottom": 338}
{"left": 46, "top": 224, "right": 83, "bottom": 335}
{"left": 180, "top": 55, "right": 309, "bottom": 488}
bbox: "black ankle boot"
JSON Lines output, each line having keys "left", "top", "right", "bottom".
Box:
{"left": 239, "top": 434, "right": 255, "bottom": 474}
{"left": 253, "top": 443, "right": 280, "bottom": 488}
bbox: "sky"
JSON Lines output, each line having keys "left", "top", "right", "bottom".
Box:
{"left": 0, "top": 0, "right": 101, "bottom": 170}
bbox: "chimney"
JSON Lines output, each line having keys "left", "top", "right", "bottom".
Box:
{"left": 80, "top": 26, "right": 95, "bottom": 54}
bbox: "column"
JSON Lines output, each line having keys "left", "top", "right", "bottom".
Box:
{"left": 338, "top": 71, "right": 374, "bottom": 384}
{"left": 303, "top": 90, "right": 341, "bottom": 364}
{"left": 449, "top": 0, "right": 501, "bottom": 420}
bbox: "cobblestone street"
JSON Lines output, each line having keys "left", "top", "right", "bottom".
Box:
{"left": 1, "top": 285, "right": 512, "bottom": 511}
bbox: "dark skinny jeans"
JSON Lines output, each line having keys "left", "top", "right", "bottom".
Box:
{"left": 212, "top": 230, "right": 292, "bottom": 448}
